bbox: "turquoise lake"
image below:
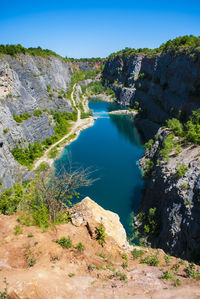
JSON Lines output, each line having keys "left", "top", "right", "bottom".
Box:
{"left": 55, "top": 100, "right": 144, "bottom": 235}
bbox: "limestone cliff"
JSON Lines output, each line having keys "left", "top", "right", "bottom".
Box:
{"left": 0, "top": 53, "right": 96, "bottom": 190}
{"left": 102, "top": 52, "right": 200, "bottom": 140}
{"left": 136, "top": 128, "right": 200, "bottom": 261}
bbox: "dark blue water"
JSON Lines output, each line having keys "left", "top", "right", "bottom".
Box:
{"left": 55, "top": 101, "right": 144, "bottom": 235}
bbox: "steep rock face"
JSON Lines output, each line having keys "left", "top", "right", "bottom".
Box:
{"left": 137, "top": 128, "right": 200, "bottom": 260}
{"left": 103, "top": 53, "right": 200, "bottom": 139}
{"left": 0, "top": 53, "right": 96, "bottom": 190}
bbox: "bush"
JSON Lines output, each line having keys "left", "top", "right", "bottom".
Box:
{"left": 144, "top": 139, "right": 153, "bottom": 150}
{"left": 131, "top": 249, "right": 144, "bottom": 259}
{"left": 161, "top": 271, "right": 174, "bottom": 280}
{"left": 56, "top": 236, "right": 73, "bottom": 249}
{"left": 142, "top": 159, "right": 154, "bottom": 178}
{"left": 76, "top": 242, "right": 85, "bottom": 252}
{"left": 95, "top": 221, "right": 107, "bottom": 246}
{"left": 47, "top": 147, "right": 58, "bottom": 159}
{"left": 0, "top": 183, "right": 24, "bottom": 215}
{"left": 184, "top": 263, "right": 200, "bottom": 279}
{"left": 140, "top": 255, "right": 159, "bottom": 266}
{"left": 159, "top": 134, "right": 176, "bottom": 162}
{"left": 33, "top": 110, "right": 42, "bottom": 117}
{"left": 13, "top": 112, "right": 31, "bottom": 123}
{"left": 166, "top": 118, "right": 183, "bottom": 136}
{"left": 175, "top": 163, "right": 189, "bottom": 179}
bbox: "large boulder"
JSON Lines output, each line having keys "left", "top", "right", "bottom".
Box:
{"left": 71, "top": 197, "right": 127, "bottom": 248}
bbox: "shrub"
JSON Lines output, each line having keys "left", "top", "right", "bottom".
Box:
{"left": 33, "top": 110, "right": 42, "bottom": 117}
{"left": 175, "top": 163, "right": 189, "bottom": 179}
{"left": 122, "top": 253, "right": 128, "bottom": 260}
{"left": 140, "top": 255, "right": 159, "bottom": 266}
{"left": 184, "top": 263, "right": 200, "bottom": 279}
{"left": 95, "top": 221, "right": 107, "bottom": 246}
{"left": 14, "top": 224, "right": 23, "bottom": 235}
{"left": 55, "top": 236, "right": 73, "bottom": 249}
{"left": 47, "top": 147, "right": 58, "bottom": 159}
{"left": 161, "top": 271, "right": 174, "bottom": 280}
{"left": 0, "top": 183, "right": 24, "bottom": 215}
{"left": 0, "top": 278, "right": 9, "bottom": 299}
{"left": 3, "top": 129, "right": 8, "bottom": 135}
{"left": 142, "top": 159, "right": 154, "bottom": 178}
{"left": 132, "top": 249, "right": 145, "bottom": 259}
{"left": 121, "top": 262, "right": 128, "bottom": 269}
{"left": 144, "top": 139, "right": 154, "bottom": 150}
{"left": 115, "top": 271, "right": 127, "bottom": 281}
{"left": 76, "top": 242, "right": 85, "bottom": 252}
{"left": 28, "top": 257, "right": 36, "bottom": 267}
{"left": 159, "top": 134, "right": 176, "bottom": 162}
{"left": 166, "top": 118, "right": 183, "bottom": 136}
{"left": 164, "top": 255, "right": 171, "bottom": 266}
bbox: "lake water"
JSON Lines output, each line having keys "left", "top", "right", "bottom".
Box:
{"left": 55, "top": 100, "right": 144, "bottom": 236}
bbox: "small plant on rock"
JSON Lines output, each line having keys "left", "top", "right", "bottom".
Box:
{"left": 76, "top": 242, "right": 85, "bottom": 252}
{"left": 131, "top": 249, "right": 144, "bottom": 260}
{"left": 95, "top": 220, "right": 107, "bottom": 246}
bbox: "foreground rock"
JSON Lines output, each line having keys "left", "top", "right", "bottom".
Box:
{"left": 71, "top": 197, "right": 127, "bottom": 248}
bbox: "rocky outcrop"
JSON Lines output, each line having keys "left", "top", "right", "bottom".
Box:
{"left": 71, "top": 197, "right": 127, "bottom": 248}
{"left": 102, "top": 52, "right": 200, "bottom": 140}
{"left": 136, "top": 128, "right": 200, "bottom": 261}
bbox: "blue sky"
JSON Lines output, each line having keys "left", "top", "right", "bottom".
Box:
{"left": 1, "top": 0, "right": 200, "bottom": 58}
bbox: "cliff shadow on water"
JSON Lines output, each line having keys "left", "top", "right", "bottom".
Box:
{"left": 54, "top": 100, "right": 145, "bottom": 236}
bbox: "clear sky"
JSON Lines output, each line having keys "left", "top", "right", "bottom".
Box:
{"left": 1, "top": 0, "right": 200, "bottom": 58}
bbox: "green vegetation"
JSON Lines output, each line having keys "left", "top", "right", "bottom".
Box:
{"left": 161, "top": 271, "right": 174, "bottom": 280}
{"left": 13, "top": 112, "right": 31, "bottom": 123}
{"left": 95, "top": 221, "right": 107, "bottom": 246}
{"left": 12, "top": 110, "right": 77, "bottom": 168}
{"left": 144, "top": 139, "right": 153, "bottom": 150}
{"left": 166, "top": 109, "right": 200, "bottom": 145}
{"left": 47, "top": 147, "right": 58, "bottom": 159}
{"left": 0, "top": 278, "right": 9, "bottom": 299}
{"left": 0, "top": 183, "right": 24, "bottom": 215}
{"left": 76, "top": 242, "right": 85, "bottom": 252}
{"left": 14, "top": 224, "right": 23, "bottom": 236}
{"left": 3, "top": 129, "right": 9, "bottom": 135}
{"left": 142, "top": 158, "right": 154, "bottom": 178}
{"left": 159, "top": 134, "right": 182, "bottom": 162}
{"left": 33, "top": 110, "right": 42, "bottom": 117}
{"left": 164, "top": 255, "right": 171, "bottom": 266}
{"left": 55, "top": 236, "right": 73, "bottom": 249}
{"left": 0, "top": 166, "right": 93, "bottom": 229}
{"left": 121, "top": 262, "right": 128, "bottom": 269}
{"left": 131, "top": 249, "right": 145, "bottom": 259}
{"left": 108, "top": 35, "right": 200, "bottom": 58}
{"left": 140, "top": 254, "right": 159, "bottom": 266}
{"left": 184, "top": 263, "right": 200, "bottom": 279}
{"left": 27, "top": 257, "right": 36, "bottom": 267}
{"left": 68, "top": 273, "right": 75, "bottom": 278}
{"left": 81, "top": 80, "right": 115, "bottom": 98}
{"left": 175, "top": 163, "right": 189, "bottom": 179}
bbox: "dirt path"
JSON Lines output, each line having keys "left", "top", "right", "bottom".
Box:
{"left": 33, "top": 84, "right": 95, "bottom": 170}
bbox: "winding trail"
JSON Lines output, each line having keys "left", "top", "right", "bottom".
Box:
{"left": 33, "top": 84, "right": 95, "bottom": 170}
